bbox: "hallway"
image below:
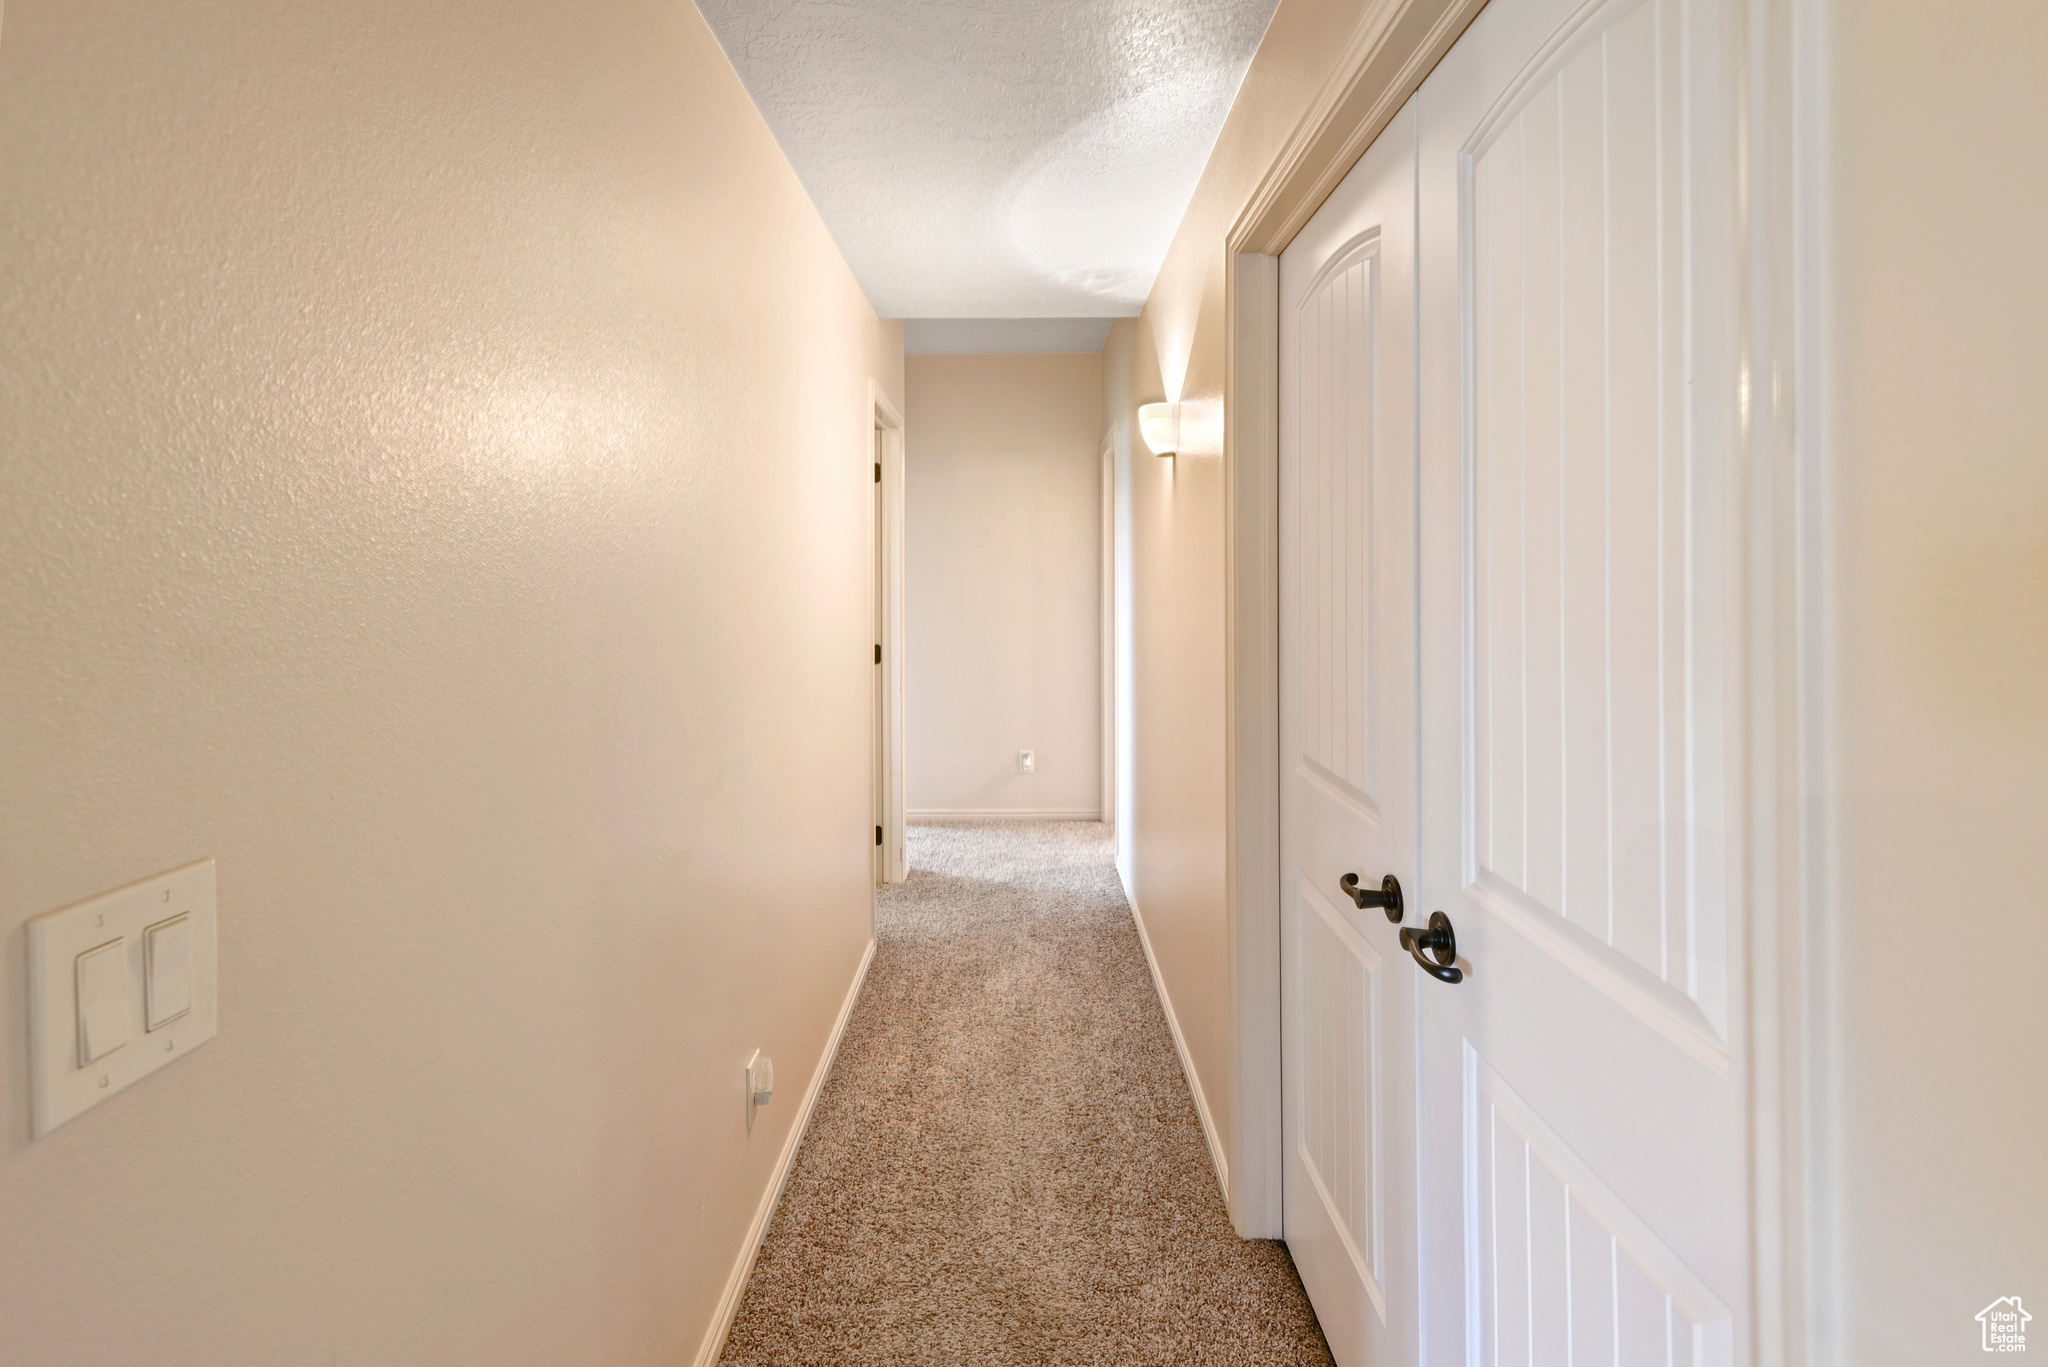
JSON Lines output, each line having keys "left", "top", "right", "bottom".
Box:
{"left": 2, "top": 1, "right": 2041, "bottom": 1361}
{"left": 720, "top": 823, "right": 1332, "bottom": 1366}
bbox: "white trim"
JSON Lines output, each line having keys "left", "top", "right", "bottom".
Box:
{"left": 1122, "top": 868, "right": 1231, "bottom": 1202}
{"left": 692, "top": 937, "right": 876, "bottom": 1367}
{"left": 1745, "top": 0, "right": 1827, "bottom": 1360}
{"left": 871, "top": 382, "right": 907, "bottom": 887}
{"left": 1222, "top": 249, "right": 1284, "bottom": 1238}
{"left": 906, "top": 808, "right": 1103, "bottom": 823}
{"left": 1227, "top": 0, "right": 1487, "bottom": 256}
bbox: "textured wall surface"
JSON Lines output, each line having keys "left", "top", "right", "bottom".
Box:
{"left": 905, "top": 353, "right": 1103, "bottom": 817}
{"left": 0, "top": 1, "right": 900, "bottom": 1362}
{"left": 695, "top": 0, "right": 1278, "bottom": 317}
{"left": 1820, "top": 1, "right": 2048, "bottom": 1358}
{"left": 906, "top": 318, "right": 1115, "bottom": 355}
{"left": 1102, "top": 0, "right": 1382, "bottom": 1203}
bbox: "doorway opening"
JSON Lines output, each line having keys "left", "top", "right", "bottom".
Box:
{"left": 872, "top": 383, "right": 906, "bottom": 891}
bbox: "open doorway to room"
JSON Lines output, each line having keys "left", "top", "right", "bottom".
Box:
{"left": 872, "top": 383, "right": 906, "bottom": 890}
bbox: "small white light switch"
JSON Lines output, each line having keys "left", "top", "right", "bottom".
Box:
{"left": 27, "top": 859, "right": 217, "bottom": 1138}
{"left": 746, "top": 1050, "right": 775, "bottom": 1130}
{"left": 145, "top": 914, "right": 193, "bottom": 1030}
{"left": 1018, "top": 750, "right": 1035, "bottom": 774}
{"left": 75, "top": 939, "right": 131, "bottom": 1065}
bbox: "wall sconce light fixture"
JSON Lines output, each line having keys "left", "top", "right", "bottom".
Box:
{"left": 1138, "top": 401, "right": 1179, "bottom": 458}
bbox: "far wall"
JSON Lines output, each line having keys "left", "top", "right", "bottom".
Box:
{"left": 906, "top": 353, "right": 1103, "bottom": 818}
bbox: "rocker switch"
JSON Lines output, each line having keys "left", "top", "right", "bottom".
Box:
{"left": 145, "top": 915, "right": 194, "bottom": 1030}
{"left": 76, "top": 939, "right": 131, "bottom": 1065}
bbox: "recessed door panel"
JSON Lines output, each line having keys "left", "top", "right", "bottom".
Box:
{"left": 1295, "top": 238, "right": 1382, "bottom": 826}
{"left": 1466, "top": 1047, "right": 1733, "bottom": 1367}
{"left": 1297, "top": 877, "right": 1383, "bottom": 1310}
{"left": 1464, "top": 0, "right": 1728, "bottom": 1051}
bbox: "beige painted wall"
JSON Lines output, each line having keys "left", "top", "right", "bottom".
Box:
{"left": 1820, "top": 2, "right": 2048, "bottom": 1358}
{"left": 0, "top": 2, "right": 901, "bottom": 1363}
{"left": 1101, "top": 0, "right": 1381, "bottom": 1192}
{"left": 904, "top": 353, "right": 1104, "bottom": 818}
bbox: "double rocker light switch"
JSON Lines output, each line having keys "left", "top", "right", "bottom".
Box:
{"left": 26, "top": 860, "right": 218, "bottom": 1139}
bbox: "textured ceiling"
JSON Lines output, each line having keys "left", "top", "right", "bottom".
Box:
{"left": 697, "top": 0, "right": 1280, "bottom": 319}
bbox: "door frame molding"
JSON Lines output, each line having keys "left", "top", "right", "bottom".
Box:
{"left": 1217, "top": 4, "right": 1822, "bottom": 1364}
{"left": 871, "top": 381, "right": 907, "bottom": 888}
{"left": 1745, "top": 1, "right": 1831, "bottom": 1359}
{"left": 1220, "top": 0, "right": 1487, "bottom": 1249}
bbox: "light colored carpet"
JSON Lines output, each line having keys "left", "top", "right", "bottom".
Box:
{"left": 719, "top": 820, "right": 1333, "bottom": 1367}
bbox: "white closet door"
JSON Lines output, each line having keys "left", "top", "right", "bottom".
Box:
{"left": 1411, "top": 0, "right": 1748, "bottom": 1360}
{"left": 1277, "top": 103, "right": 1421, "bottom": 1367}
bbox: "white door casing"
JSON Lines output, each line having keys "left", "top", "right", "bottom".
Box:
{"left": 1277, "top": 103, "right": 1421, "bottom": 1367}
{"left": 874, "top": 421, "right": 888, "bottom": 888}
{"left": 872, "top": 384, "right": 906, "bottom": 888}
{"left": 1414, "top": 0, "right": 1748, "bottom": 1360}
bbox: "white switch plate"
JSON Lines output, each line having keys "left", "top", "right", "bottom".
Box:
{"left": 26, "top": 860, "right": 218, "bottom": 1138}
{"left": 1018, "top": 750, "right": 1034, "bottom": 774}
{"left": 745, "top": 1049, "right": 774, "bottom": 1131}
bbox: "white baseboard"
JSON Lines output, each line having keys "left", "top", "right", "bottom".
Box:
{"left": 1120, "top": 867, "right": 1231, "bottom": 1201}
{"left": 907, "top": 808, "right": 1104, "bottom": 822}
{"left": 693, "top": 936, "right": 876, "bottom": 1367}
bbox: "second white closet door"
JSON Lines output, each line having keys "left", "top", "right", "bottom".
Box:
{"left": 1277, "top": 102, "right": 1421, "bottom": 1367}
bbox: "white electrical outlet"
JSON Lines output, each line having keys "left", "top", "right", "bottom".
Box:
{"left": 1018, "top": 750, "right": 1035, "bottom": 774}
{"left": 26, "top": 860, "right": 218, "bottom": 1138}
